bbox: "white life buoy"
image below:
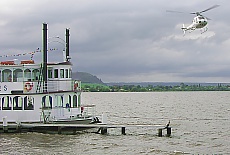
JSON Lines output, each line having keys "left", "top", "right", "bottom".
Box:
{"left": 24, "top": 82, "right": 33, "bottom": 92}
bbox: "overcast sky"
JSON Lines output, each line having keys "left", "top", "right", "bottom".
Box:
{"left": 0, "top": 0, "right": 229, "bottom": 83}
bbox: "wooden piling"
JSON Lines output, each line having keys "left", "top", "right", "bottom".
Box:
{"left": 166, "top": 127, "right": 171, "bottom": 137}
{"left": 58, "top": 126, "right": 62, "bottom": 134}
{"left": 121, "top": 127, "right": 126, "bottom": 135}
{"left": 101, "top": 127, "right": 107, "bottom": 135}
{"left": 158, "top": 128, "right": 163, "bottom": 137}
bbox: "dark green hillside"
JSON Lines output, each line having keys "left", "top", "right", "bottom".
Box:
{"left": 81, "top": 83, "right": 110, "bottom": 92}
{"left": 72, "top": 72, "right": 104, "bottom": 84}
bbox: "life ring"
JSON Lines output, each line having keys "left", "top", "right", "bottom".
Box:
{"left": 24, "top": 82, "right": 33, "bottom": 92}
{"left": 74, "top": 82, "right": 78, "bottom": 90}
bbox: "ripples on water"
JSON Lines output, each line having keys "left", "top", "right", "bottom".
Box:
{"left": 0, "top": 92, "right": 229, "bottom": 154}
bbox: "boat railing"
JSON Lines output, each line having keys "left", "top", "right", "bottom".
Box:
{"left": 81, "top": 105, "right": 96, "bottom": 117}
{"left": 22, "top": 80, "right": 81, "bottom": 93}
{"left": 40, "top": 105, "right": 95, "bottom": 123}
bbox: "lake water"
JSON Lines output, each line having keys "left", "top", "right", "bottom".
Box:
{"left": 0, "top": 92, "right": 229, "bottom": 154}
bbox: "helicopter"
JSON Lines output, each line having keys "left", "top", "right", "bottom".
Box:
{"left": 167, "top": 5, "right": 220, "bottom": 35}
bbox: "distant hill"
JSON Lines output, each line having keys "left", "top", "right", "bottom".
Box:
{"left": 105, "top": 82, "right": 230, "bottom": 87}
{"left": 71, "top": 72, "right": 230, "bottom": 87}
{"left": 72, "top": 72, "right": 104, "bottom": 84}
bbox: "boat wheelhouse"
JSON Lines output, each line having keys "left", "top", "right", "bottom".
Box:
{"left": 0, "top": 23, "right": 96, "bottom": 124}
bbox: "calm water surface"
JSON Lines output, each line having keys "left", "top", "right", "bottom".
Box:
{"left": 0, "top": 92, "right": 229, "bottom": 154}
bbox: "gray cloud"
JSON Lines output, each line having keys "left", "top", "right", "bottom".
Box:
{"left": 0, "top": 0, "right": 229, "bottom": 82}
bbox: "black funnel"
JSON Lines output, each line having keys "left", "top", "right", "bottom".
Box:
{"left": 42, "top": 23, "right": 48, "bottom": 92}
{"left": 65, "top": 28, "right": 70, "bottom": 61}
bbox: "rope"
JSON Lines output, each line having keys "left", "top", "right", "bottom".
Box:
{"left": 0, "top": 48, "right": 58, "bottom": 59}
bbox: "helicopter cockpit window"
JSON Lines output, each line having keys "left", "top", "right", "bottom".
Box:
{"left": 198, "top": 17, "right": 205, "bottom": 20}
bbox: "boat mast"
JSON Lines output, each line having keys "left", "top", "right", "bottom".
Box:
{"left": 43, "top": 23, "right": 48, "bottom": 92}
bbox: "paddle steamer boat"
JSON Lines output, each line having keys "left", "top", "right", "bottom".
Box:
{"left": 0, "top": 23, "right": 97, "bottom": 126}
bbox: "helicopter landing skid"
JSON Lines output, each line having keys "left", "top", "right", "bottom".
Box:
{"left": 201, "top": 27, "right": 208, "bottom": 34}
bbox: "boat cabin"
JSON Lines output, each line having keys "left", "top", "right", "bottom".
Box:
{"left": 0, "top": 60, "right": 77, "bottom": 94}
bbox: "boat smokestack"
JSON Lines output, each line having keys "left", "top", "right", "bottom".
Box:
{"left": 65, "top": 28, "right": 70, "bottom": 61}
{"left": 43, "top": 23, "right": 48, "bottom": 92}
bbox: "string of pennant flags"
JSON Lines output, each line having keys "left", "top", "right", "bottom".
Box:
{"left": 0, "top": 48, "right": 59, "bottom": 60}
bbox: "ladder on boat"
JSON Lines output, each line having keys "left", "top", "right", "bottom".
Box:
{"left": 36, "top": 64, "right": 43, "bottom": 93}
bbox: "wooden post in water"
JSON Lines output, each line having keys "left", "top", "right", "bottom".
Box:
{"left": 158, "top": 128, "right": 163, "bottom": 137}
{"left": 100, "top": 127, "right": 107, "bottom": 135}
{"left": 121, "top": 127, "right": 126, "bottom": 135}
{"left": 58, "top": 126, "right": 62, "bottom": 134}
{"left": 166, "top": 127, "right": 171, "bottom": 137}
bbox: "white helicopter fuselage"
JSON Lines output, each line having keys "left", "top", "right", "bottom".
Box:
{"left": 167, "top": 4, "right": 219, "bottom": 35}
{"left": 182, "top": 15, "right": 208, "bottom": 34}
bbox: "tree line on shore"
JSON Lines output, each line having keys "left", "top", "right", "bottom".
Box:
{"left": 81, "top": 83, "right": 230, "bottom": 92}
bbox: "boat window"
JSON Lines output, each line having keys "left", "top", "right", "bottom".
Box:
{"left": 69, "top": 69, "right": 72, "bottom": 78}
{"left": 60, "top": 69, "right": 64, "bottom": 78}
{"left": 48, "top": 68, "right": 53, "bottom": 78}
{"left": 13, "top": 96, "right": 23, "bottom": 110}
{"left": 54, "top": 69, "right": 58, "bottom": 78}
{"left": 55, "top": 95, "right": 63, "bottom": 107}
{"left": 42, "top": 95, "right": 52, "bottom": 109}
{"left": 32, "top": 69, "right": 40, "bottom": 81}
{"left": 2, "top": 69, "right": 12, "bottom": 82}
{"left": 69, "top": 95, "right": 72, "bottom": 107}
{"left": 73, "top": 95, "right": 77, "bottom": 107}
{"left": 13, "top": 69, "right": 23, "bottom": 82}
{"left": 2, "top": 96, "right": 12, "bottom": 110}
{"left": 24, "top": 69, "right": 31, "bottom": 81}
{"left": 65, "top": 69, "right": 68, "bottom": 78}
{"left": 24, "top": 96, "right": 34, "bottom": 110}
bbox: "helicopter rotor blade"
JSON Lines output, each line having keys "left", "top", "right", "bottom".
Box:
{"left": 190, "top": 4, "right": 220, "bottom": 15}
{"left": 200, "top": 4, "right": 220, "bottom": 13}
{"left": 190, "top": 12, "right": 198, "bottom": 15}
{"left": 166, "top": 10, "right": 185, "bottom": 14}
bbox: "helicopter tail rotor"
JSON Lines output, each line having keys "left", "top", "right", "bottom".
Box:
{"left": 181, "top": 24, "right": 186, "bottom": 35}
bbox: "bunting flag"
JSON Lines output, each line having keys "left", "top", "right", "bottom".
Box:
{"left": 0, "top": 48, "right": 58, "bottom": 59}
